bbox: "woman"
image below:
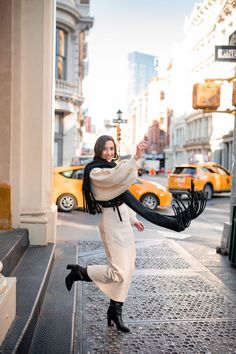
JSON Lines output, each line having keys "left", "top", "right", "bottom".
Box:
{"left": 65, "top": 135, "right": 148, "bottom": 333}
{"left": 65, "top": 135, "right": 208, "bottom": 332}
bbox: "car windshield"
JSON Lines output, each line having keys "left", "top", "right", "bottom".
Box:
{"left": 173, "top": 167, "right": 196, "bottom": 175}
{"left": 79, "top": 157, "right": 93, "bottom": 165}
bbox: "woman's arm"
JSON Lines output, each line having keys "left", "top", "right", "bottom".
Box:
{"left": 90, "top": 140, "right": 149, "bottom": 201}
{"left": 90, "top": 158, "right": 138, "bottom": 200}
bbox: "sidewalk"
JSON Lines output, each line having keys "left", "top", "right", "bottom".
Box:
{"left": 57, "top": 213, "right": 236, "bottom": 354}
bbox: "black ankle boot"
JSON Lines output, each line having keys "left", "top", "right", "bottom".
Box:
{"left": 107, "top": 300, "right": 130, "bottom": 333}
{"left": 65, "top": 264, "right": 92, "bottom": 291}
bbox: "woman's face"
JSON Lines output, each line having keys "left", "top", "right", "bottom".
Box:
{"left": 101, "top": 140, "right": 115, "bottom": 162}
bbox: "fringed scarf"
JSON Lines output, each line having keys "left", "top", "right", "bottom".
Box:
{"left": 82, "top": 158, "right": 116, "bottom": 215}
{"left": 82, "top": 158, "right": 208, "bottom": 232}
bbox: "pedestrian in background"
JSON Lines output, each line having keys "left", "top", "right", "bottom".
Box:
{"left": 65, "top": 135, "right": 148, "bottom": 333}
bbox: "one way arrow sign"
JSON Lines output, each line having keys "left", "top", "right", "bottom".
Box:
{"left": 215, "top": 45, "right": 236, "bottom": 62}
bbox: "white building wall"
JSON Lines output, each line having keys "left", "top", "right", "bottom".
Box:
{"left": 167, "top": 0, "right": 235, "bottom": 168}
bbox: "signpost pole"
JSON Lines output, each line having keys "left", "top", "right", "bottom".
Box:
{"left": 214, "top": 39, "right": 236, "bottom": 261}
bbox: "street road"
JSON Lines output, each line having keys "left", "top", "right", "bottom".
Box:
{"left": 58, "top": 172, "right": 231, "bottom": 258}
{"left": 57, "top": 173, "right": 233, "bottom": 290}
{"left": 141, "top": 172, "right": 230, "bottom": 240}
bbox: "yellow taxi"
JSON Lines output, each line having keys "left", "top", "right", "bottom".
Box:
{"left": 53, "top": 165, "right": 172, "bottom": 212}
{"left": 168, "top": 162, "right": 232, "bottom": 199}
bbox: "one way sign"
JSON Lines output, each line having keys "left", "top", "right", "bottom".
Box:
{"left": 215, "top": 45, "right": 236, "bottom": 62}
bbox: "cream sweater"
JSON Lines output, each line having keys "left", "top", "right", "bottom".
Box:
{"left": 90, "top": 157, "right": 139, "bottom": 225}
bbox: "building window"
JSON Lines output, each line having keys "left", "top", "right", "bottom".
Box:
{"left": 160, "top": 129, "right": 165, "bottom": 142}
{"left": 80, "top": 0, "right": 90, "bottom": 3}
{"left": 54, "top": 113, "right": 64, "bottom": 166}
{"left": 160, "top": 91, "right": 165, "bottom": 100}
{"left": 56, "top": 28, "right": 67, "bottom": 80}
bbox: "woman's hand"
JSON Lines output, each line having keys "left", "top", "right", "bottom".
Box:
{"left": 134, "top": 141, "right": 149, "bottom": 160}
{"left": 134, "top": 220, "right": 144, "bottom": 232}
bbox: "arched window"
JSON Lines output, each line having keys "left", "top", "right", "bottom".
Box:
{"left": 56, "top": 28, "right": 67, "bottom": 80}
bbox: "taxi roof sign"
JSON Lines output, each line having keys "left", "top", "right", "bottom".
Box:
{"left": 215, "top": 45, "right": 236, "bottom": 62}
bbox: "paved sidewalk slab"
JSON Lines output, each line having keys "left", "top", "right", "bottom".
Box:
{"left": 74, "top": 239, "right": 236, "bottom": 354}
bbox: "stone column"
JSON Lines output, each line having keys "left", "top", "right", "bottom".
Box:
{"left": 0, "top": 0, "right": 16, "bottom": 344}
{"left": 0, "top": 0, "right": 12, "bottom": 230}
{"left": 11, "top": 0, "right": 57, "bottom": 245}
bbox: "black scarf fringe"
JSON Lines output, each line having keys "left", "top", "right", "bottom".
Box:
{"left": 82, "top": 158, "right": 114, "bottom": 215}
{"left": 82, "top": 159, "right": 208, "bottom": 233}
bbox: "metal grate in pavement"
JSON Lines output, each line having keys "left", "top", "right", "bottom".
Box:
{"left": 78, "top": 239, "right": 205, "bottom": 271}
{"left": 83, "top": 321, "right": 236, "bottom": 354}
{"left": 83, "top": 289, "right": 236, "bottom": 322}
{"left": 76, "top": 239, "right": 236, "bottom": 353}
{"left": 78, "top": 240, "right": 103, "bottom": 254}
{"left": 129, "top": 274, "right": 217, "bottom": 294}
{"left": 83, "top": 273, "right": 218, "bottom": 296}
{"left": 79, "top": 249, "right": 192, "bottom": 270}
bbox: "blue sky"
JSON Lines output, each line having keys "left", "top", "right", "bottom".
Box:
{"left": 86, "top": 0, "right": 199, "bottom": 129}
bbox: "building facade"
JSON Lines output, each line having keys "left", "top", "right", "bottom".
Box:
{"left": 129, "top": 77, "right": 169, "bottom": 167}
{"left": 167, "top": 0, "right": 235, "bottom": 171}
{"left": 127, "top": 51, "right": 158, "bottom": 113}
{"left": 55, "top": 0, "right": 93, "bottom": 166}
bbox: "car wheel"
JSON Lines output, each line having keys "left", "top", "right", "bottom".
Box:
{"left": 140, "top": 193, "right": 159, "bottom": 210}
{"left": 203, "top": 184, "right": 213, "bottom": 200}
{"left": 57, "top": 194, "right": 77, "bottom": 212}
{"left": 138, "top": 168, "right": 143, "bottom": 176}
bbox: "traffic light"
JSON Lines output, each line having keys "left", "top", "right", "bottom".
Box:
{"left": 116, "top": 125, "right": 121, "bottom": 142}
{"left": 192, "top": 82, "right": 221, "bottom": 110}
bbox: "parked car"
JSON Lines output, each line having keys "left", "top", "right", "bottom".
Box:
{"left": 168, "top": 162, "right": 232, "bottom": 199}
{"left": 53, "top": 165, "right": 172, "bottom": 212}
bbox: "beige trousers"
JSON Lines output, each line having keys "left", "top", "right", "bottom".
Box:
{"left": 87, "top": 204, "right": 136, "bottom": 302}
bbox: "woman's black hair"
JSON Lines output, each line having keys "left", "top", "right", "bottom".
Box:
{"left": 94, "top": 135, "right": 118, "bottom": 160}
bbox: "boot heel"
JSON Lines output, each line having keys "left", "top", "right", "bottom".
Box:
{"left": 65, "top": 273, "right": 73, "bottom": 291}
{"left": 107, "top": 315, "right": 113, "bottom": 327}
{"left": 107, "top": 302, "right": 130, "bottom": 333}
{"left": 67, "top": 264, "right": 75, "bottom": 270}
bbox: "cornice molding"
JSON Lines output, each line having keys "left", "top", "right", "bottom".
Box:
{"left": 55, "top": 94, "right": 84, "bottom": 107}
{"left": 185, "top": 110, "right": 212, "bottom": 122}
{"left": 183, "top": 140, "right": 210, "bottom": 149}
{"left": 57, "top": 2, "right": 94, "bottom": 30}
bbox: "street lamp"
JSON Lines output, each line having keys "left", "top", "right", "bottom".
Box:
{"left": 116, "top": 109, "right": 123, "bottom": 122}
{"left": 112, "top": 109, "right": 128, "bottom": 147}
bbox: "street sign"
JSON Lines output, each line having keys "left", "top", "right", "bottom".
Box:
{"left": 215, "top": 45, "right": 236, "bottom": 62}
{"left": 105, "top": 123, "right": 116, "bottom": 128}
{"left": 112, "top": 119, "right": 128, "bottom": 124}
